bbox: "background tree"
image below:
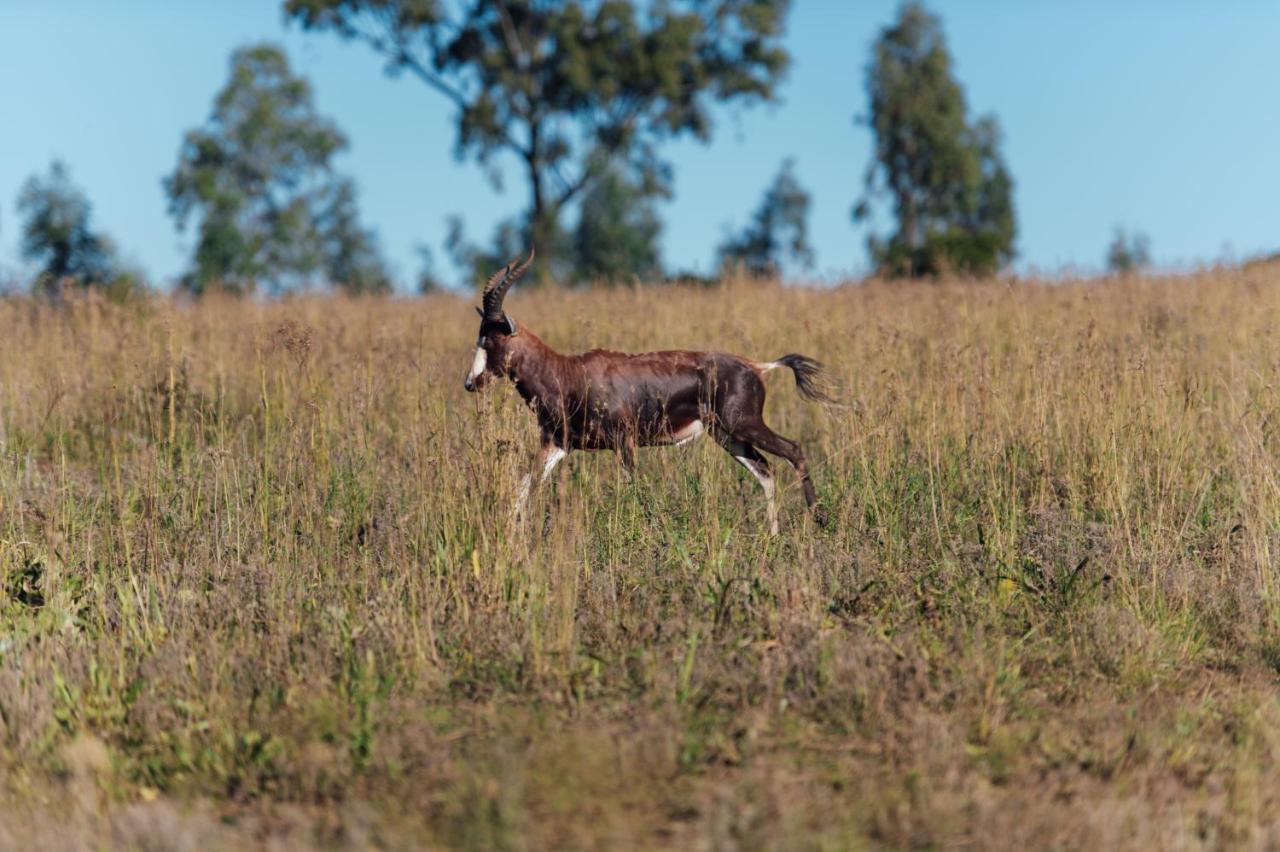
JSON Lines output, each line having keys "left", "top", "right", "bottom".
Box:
{"left": 1106, "top": 227, "right": 1151, "bottom": 275}
{"left": 571, "top": 162, "right": 663, "bottom": 283}
{"left": 16, "top": 160, "right": 116, "bottom": 294}
{"left": 16, "top": 163, "right": 145, "bottom": 300}
{"left": 718, "top": 159, "right": 812, "bottom": 277}
{"left": 285, "top": 0, "right": 793, "bottom": 280}
{"left": 415, "top": 245, "right": 444, "bottom": 293}
{"left": 854, "top": 2, "right": 1016, "bottom": 278}
{"left": 165, "top": 43, "right": 390, "bottom": 294}
{"left": 444, "top": 214, "right": 529, "bottom": 288}
{"left": 315, "top": 179, "right": 393, "bottom": 294}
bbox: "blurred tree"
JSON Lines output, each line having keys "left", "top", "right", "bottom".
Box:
{"left": 572, "top": 162, "right": 663, "bottom": 283}
{"left": 415, "top": 245, "right": 444, "bottom": 293}
{"left": 16, "top": 160, "right": 116, "bottom": 294}
{"left": 445, "top": 214, "right": 538, "bottom": 287}
{"left": 316, "top": 178, "right": 393, "bottom": 293}
{"left": 1106, "top": 227, "right": 1151, "bottom": 275}
{"left": 854, "top": 3, "right": 1016, "bottom": 278}
{"left": 718, "top": 159, "right": 812, "bottom": 277}
{"left": 285, "top": 0, "right": 792, "bottom": 280}
{"left": 165, "top": 43, "right": 390, "bottom": 294}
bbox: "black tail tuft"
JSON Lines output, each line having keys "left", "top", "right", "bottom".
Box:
{"left": 776, "top": 353, "right": 836, "bottom": 404}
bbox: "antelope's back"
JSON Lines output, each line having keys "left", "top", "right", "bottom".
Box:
{"left": 575, "top": 349, "right": 706, "bottom": 434}
{"left": 576, "top": 349, "right": 762, "bottom": 435}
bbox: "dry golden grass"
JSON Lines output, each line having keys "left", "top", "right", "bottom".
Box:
{"left": 4, "top": 266, "right": 1280, "bottom": 848}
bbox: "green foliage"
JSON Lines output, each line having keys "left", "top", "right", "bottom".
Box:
{"left": 718, "top": 159, "right": 813, "bottom": 277}
{"left": 855, "top": 3, "right": 1016, "bottom": 278}
{"left": 571, "top": 163, "right": 663, "bottom": 283}
{"left": 164, "top": 43, "right": 390, "bottom": 294}
{"left": 415, "top": 245, "right": 444, "bottom": 293}
{"left": 16, "top": 161, "right": 120, "bottom": 295}
{"left": 445, "top": 214, "right": 549, "bottom": 291}
{"left": 286, "top": 0, "right": 793, "bottom": 277}
{"left": 445, "top": 159, "right": 663, "bottom": 287}
{"left": 317, "top": 179, "right": 393, "bottom": 294}
{"left": 1107, "top": 227, "right": 1152, "bottom": 275}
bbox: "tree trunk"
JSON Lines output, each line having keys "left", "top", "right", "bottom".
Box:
{"left": 524, "top": 124, "right": 557, "bottom": 284}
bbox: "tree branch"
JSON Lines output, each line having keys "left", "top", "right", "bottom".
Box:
{"left": 551, "top": 167, "right": 594, "bottom": 209}
{"left": 494, "top": 1, "right": 529, "bottom": 72}
{"left": 548, "top": 97, "right": 648, "bottom": 207}
{"left": 342, "top": 13, "right": 472, "bottom": 112}
{"left": 394, "top": 52, "right": 472, "bottom": 114}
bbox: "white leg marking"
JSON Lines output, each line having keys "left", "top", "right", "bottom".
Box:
{"left": 466, "top": 346, "right": 487, "bottom": 383}
{"left": 540, "top": 447, "right": 568, "bottom": 481}
{"left": 515, "top": 473, "right": 534, "bottom": 517}
{"left": 735, "top": 455, "right": 779, "bottom": 536}
{"left": 672, "top": 419, "right": 704, "bottom": 446}
{"left": 513, "top": 447, "right": 567, "bottom": 522}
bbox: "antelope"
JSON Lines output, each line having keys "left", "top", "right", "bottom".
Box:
{"left": 464, "top": 249, "right": 833, "bottom": 535}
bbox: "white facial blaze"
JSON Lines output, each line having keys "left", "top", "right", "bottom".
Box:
{"left": 467, "top": 345, "right": 487, "bottom": 383}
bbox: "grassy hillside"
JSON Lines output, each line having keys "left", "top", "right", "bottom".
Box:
{"left": 4, "top": 269, "right": 1280, "bottom": 848}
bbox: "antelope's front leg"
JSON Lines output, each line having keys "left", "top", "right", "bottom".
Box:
{"left": 617, "top": 437, "right": 637, "bottom": 482}
{"left": 512, "top": 441, "right": 568, "bottom": 524}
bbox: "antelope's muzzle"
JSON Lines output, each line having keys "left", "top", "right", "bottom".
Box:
{"left": 464, "top": 345, "right": 487, "bottom": 392}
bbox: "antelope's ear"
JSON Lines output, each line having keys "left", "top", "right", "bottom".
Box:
{"left": 475, "top": 305, "right": 484, "bottom": 318}
{"left": 504, "top": 314, "right": 518, "bottom": 336}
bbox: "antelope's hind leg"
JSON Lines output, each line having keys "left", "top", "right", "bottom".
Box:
{"left": 720, "top": 438, "right": 779, "bottom": 536}
{"left": 732, "top": 421, "right": 826, "bottom": 529}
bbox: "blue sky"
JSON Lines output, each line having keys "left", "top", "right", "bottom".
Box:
{"left": 2, "top": 1, "right": 1278, "bottom": 288}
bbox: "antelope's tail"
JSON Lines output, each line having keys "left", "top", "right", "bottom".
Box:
{"left": 758, "top": 353, "right": 837, "bottom": 404}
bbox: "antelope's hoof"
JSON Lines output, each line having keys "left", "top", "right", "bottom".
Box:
{"left": 812, "top": 507, "right": 830, "bottom": 529}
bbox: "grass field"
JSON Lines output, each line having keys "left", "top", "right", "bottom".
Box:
{"left": 4, "top": 267, "right": 1280, "bottom": 849}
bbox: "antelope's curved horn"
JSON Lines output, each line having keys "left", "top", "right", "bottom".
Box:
{"left": 482, "top": 246, "right": 535, "bottom": 319}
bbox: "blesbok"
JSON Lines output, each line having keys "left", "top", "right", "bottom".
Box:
{"left": 464, "top": 249, "right": 833, "bottom": 534}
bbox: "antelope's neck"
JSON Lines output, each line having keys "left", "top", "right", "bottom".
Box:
{"left": 506, "top": 328, "right": 571, "bottom": 407}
